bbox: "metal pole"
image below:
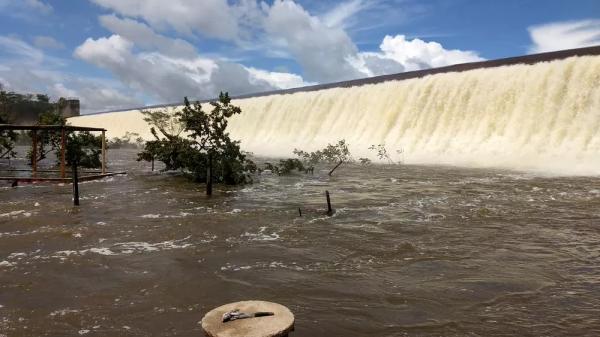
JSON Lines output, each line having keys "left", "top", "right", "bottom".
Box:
{"left": 206, "top": 151, "right": 213, "bottom": 196}
{"left": 101, "top": 130, "right": 106, "bottom": 174}
{"left": 72, "top": 162, "right": 79, "bottom": 206}
{"left": 60, "top": 128, "right": 66, "bottom": 178}
{"left": 31, "top": 130, "right": 37, "bottom": 178}
{"left": 326, "top": 190, "right": 333, "bottom": 216}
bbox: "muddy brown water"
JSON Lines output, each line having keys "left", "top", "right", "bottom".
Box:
{"left": 1, "top": 149, "right": 600, "bottom": 336}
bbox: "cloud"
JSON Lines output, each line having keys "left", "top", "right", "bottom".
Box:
{"left": 3, "top": 1, "right": 489, "bottom": 115}
{"left": 0, "top": 0, "right": 53, "bottom": 17}
{"left": 528, "top": 19, "right": 600, "bottom": 53}
{"left": 33, "top": 35, "right": 65, "bottom": 50}
{"left": 73, "top": 34, "right": 309, "bottom": 103}
{"left": 360, "top": 35, "right": 483, "bottom": 73}
{"left": 24, "top": 0, "right": 53, "bottom": 14}
{"left": 321, "top": 0, "right": 368, "bottom": 28}
{"left": 263, "top": 0, "right": 364, "bottom": 83}
{"left": 246, "top": 67, "right": 314, "bottom": 89}
{"left": 90, "top": 0, "right": 240, "bottom": 41}
{"left": 0, "top": 35, "right": 141, "bottom": 113}
{"left": 99, "top": 14, "right": 198, "bottom": 58}
{"left": 0, "top": 36, "right": 45, "bottom": 64}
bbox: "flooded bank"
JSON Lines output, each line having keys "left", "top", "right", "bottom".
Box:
{"left": 1, "top": 149, "right": 600, "bottom": 336}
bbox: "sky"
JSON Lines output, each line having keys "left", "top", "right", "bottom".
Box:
{"left": 0, "top": 0, "right": 599, "bottom": 114}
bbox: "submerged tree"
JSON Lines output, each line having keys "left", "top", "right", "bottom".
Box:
{"left": 138, "top": 92, "right": 256, "bottom": 188}
{"left": 264, "top": 158, "right": 306, "bottom": 175}
{"left": 65, "top": 131, "right": 102, "bottom": 168}
{"left": 27, "top": 110, "right": 66, "bottom": 165}
{"left": 109, "top": 132, "right": 144, "bottom": 149}
{"left": 369, "top": 144, "right": 394, "bottom": 164}
{"left": 137, "top": 108, "right": 189, "bottom": 171}
{"left": 178, "top": 92, "right": 256, "bottom": 184}
{"left": 0, "top": 100, "right": 16, "bottom": 160}
{"left": 24, "top": 110, "right": 102, "bottom": 168}
{"left": 293, "top": 139, "right": 352, "bottom": 175}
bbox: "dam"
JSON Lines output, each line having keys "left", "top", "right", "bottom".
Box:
{"left": 69, "top": 46, "right": 600, "bottom": 174}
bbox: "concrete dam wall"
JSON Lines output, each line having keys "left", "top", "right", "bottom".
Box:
{"left": 69, "top": 46, "right": 600, "bottom": 174}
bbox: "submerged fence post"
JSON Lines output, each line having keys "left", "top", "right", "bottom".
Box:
{"left": 101, "top": 130, "right": 107, "bottom": 174}
{"left": 72, "top": 163, "right": 80, "bottom": 206}
{"left": 60, "top": 128, "right": 66, "bottom": 178}
{"left": 31, "top": 130, "right": 38, "bottom": 178}
{"left": 326, "top": 190, "right": 334, "bottom": 216}
{"left": 151, "top": 155, "right": 154, "bottom": 172}
{"left": 206, "top": 152, "right": 213, "bottom": 196}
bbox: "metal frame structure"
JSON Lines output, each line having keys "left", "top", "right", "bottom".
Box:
{"left": 0, "top": 124, "right": 123, "bottom": 183}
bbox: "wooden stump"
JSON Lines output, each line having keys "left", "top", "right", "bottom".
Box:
{"left": 201, "top": 301, "right": 294, "bottom": 337}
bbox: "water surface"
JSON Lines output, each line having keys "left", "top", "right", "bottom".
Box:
{"left": 1, "top": 150, "right": 600, "bottom": 336}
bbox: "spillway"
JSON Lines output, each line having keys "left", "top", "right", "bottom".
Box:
{"left": 69, "top": 48, "right": 600, "bottom": 175}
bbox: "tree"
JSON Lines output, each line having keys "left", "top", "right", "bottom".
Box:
{"left": 138, "top": 92, "right": 256, "bottom": 186}
{"left": 108, "top": 132, "right": 143, "bottom": 149}
{"left": 27, "top": 110, "right": 66, "bottom": 165}
{"left": 0, "top": 105, "right": 16, "bottom": 160}
{"left": 65, "top": 131, "right": 102, "bottom": 168}
{"left": 177, "top": 92, "right": 255, "bottom": 184}
{"left": 293, "top": 139, "right": 352, "bottom": 175}
{"left": 137, "top": 108, "right": 190, "bottom": 171}
{"left": 369, "top": 144, "right": 394, "bottom": 164}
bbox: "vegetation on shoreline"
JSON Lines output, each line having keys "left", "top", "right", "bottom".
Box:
{"left": 0, "top": 87, "right": 102, "bottom": 168}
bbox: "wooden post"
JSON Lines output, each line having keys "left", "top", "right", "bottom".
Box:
{"left": 151, "top": 155, "right": 155, "bottom": 171}
{"left": 31, "top": 130, "right": 37, "bottom": 177}
{"left": 326, "top": 190, "right": 334, "bottom": 216}
{"left": 72, "top": 162, "right": 80, "bottom": 206}
{"left": 60, "top": 128, "right": 66, "bottom": 178}
{"left": 206, "top": 151, "right": 213, "bottom": 196}
{"left": 298, "top": 208, "right": 302, "bottom": 217}
{"left": 101, "top": 130, "right": 106, "bottom": 174}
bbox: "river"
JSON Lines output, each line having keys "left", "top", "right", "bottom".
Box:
{"left": 1, "top": 149, "right": 600, "bottom": 336}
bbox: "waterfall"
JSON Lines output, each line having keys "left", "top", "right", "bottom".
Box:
{"left": 70, "top": 55, "right": 600, "bottom": 174}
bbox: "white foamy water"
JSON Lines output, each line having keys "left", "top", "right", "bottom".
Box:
{"left": 69, "top": 56, "right": 600, "bottom": 174}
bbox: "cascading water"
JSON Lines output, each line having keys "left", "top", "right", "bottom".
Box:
{"left": 70, "top": 55, "right": 600, "bottom": 174}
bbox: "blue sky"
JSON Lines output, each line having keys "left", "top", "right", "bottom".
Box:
{"left": 0, "top": 0, "right": 599, "bottom": 113}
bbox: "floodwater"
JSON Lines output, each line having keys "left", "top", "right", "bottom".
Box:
{"left": 1, "top": 149, "right": 600, "bottom": 336}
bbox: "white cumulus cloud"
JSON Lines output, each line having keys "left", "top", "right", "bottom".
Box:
{"left": 73, "top": 32, "right": 310, "bottom": 103}
{"left": 357, "top": 35, "right": 484, "bottom": 76}
{"left": 99, "top": 15, "right": 198, "bottom": 58}
{"left": 90, "top": 0, "right": 240, "bottom": 41}
{"left": 528, "top": 19, "right": 600, "bottom": 53}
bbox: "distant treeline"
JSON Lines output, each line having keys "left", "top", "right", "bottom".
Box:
{"left": 0, "top": 85, "right": 72, "bottom": 125}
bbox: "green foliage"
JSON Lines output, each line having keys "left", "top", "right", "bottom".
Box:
{"left": 359, "top": 157, "right": 372, "bottom": 165}
{"left": 27, "top": 110, "right": 66, "bottom": 165}
{"left": 138, "top": 92, "right": 256, "bottom": 185}
{"left": 23, "top": 110, "right": 102, "bottom": 168}
{"left": 0, "top": 105, "right": 16, "bottom": 160}
{"left": 294, "top": 140, "right": 351, "bottom": 165}
{"left": 109, "top": 132, "right": 144, "bottom": 149}
{"left": 264, "top": 158, "right": 306, "bottom": 175}
{"left": 0, "top": 89, "right": 56, "bottom": 124}
{"left": 369, "top": 144, "right": 394, "bottom": 164}
{"left": 65, "top": 131, "right": 102, "bottom": 168}
{"left": 290, "top": 139, "right": 352, "bottom": 175}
